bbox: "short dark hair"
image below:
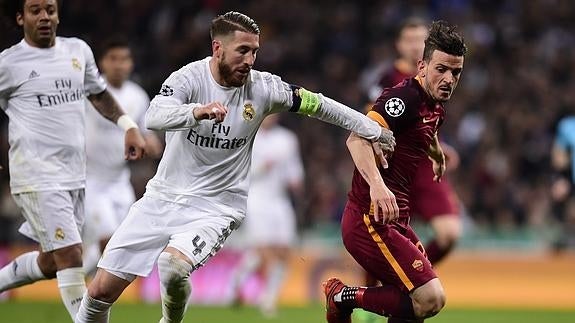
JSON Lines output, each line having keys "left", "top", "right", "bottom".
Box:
{"left": 210, "top": 11, "right": 260, "bottom": 40}
{"left": 97, "top": 35, "right": 130, "bottom": 60}
{"left": 423, "top": 20, "right": 467, "bottom": 61}
{"left": 1, "top": 0, "right": 63, "bottom": 28}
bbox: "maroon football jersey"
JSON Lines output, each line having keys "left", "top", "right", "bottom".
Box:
{"left": 348, "top": 77, "right": 445, "bottom": 220}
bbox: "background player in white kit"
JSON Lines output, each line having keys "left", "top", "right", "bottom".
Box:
{"left": 0, "top": 0, "right": 146, "bottom": 320}
{"left": 82, "top": 37, "right": 164, "bottom": 274}
{"left": 75, "top": 11, "right": 395, "bottom": 323}
{"left": 230, "top": 114, "right": 304, "bottom": 317}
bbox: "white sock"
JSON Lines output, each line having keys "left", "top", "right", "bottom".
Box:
{"left": 259, "top": 262, "right": 286, "bottom": 315}
{"left": 230, "top": 251, "right": 261, "bottom": 297}
{"left": 75, "top": 293, "right": 112, "bottom": 323}
{"left": 0, "top": 251, "right": 46, "bottom": 292}
{"left": 158, "top": 252, "right": 193, "bottom": 323}
{"left": 82, "top": 243, "right": 101, "bottom": 277}
{"left": 57, "top": 267, "right": 87, "bottom": 320}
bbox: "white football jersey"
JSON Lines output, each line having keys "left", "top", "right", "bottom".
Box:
{"left": 85, "top": 80, "right": 150, "bottom": 182}
{"left": 144, "top": 57, "right": 383, "bottom": 216}
{"left": 0, "top": 37, "right": 106, "bottom": 193}
{"left": 144, "top": 57, "right": 297, "bottom": 216}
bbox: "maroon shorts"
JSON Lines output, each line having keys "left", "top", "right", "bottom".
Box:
{"left": 409, "top": 158, "right": 459, "bottom": 221}
{"left": 341, "top": 202, "right": 437, "bottom": 293}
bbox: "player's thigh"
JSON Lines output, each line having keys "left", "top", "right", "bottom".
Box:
{"left": 98, "top": 196, "right": 172, "bottom": 277}
{"left": 168, "top": 212, "right": 240, "bottom": 270}
{"left": 14, "top": 190, "right": 83, "bottom": 252}
{"left": 341, "top": 203, "right": 436, "bottom": 293}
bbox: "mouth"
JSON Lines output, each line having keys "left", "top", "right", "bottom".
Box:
{"left": 37, "top": 26, "right": 52, "bottom": 35}
{"left": 438, "top": 86, "right": 452, "bottom": 94}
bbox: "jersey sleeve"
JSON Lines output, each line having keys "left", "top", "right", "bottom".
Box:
{"left": 134, "top": 86, "right": 151, "bottom": 133}
{"left": 80, "top": 40, "right": 107, "bottom": 95}
{"left": 368, "top": 86, "right": 419, "bottom": 133}
{"left": 263, "top": 72, "right": 294, "bottom": 114}
{"left": 0, "top": 61, "right": 14, "bottom": 110}
{"left": 145, "top": 69, "right": 200, "bottom": 131}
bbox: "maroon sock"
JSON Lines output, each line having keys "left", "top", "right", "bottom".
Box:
{"left": 357, "top": 285, "right": 415, "bottom": 319}
{"left": 425, "top": 239, "right": 454, "bottom": 265}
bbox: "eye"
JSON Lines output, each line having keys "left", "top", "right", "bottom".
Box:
{"left": 436, "top": 66, "right": 446, "bottom": 73}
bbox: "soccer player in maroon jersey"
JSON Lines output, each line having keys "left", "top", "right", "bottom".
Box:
{"left": 323, "top": 21, "right": 466, "bottom": 323}
{"left": 381, "top": 18, "right": 462, "bottom": 267}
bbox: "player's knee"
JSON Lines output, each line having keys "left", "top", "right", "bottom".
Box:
{"left": 436, "top": 220, "right": 462, "bottom": 247}
{"left": 158, "top": 252, "right": 193, "bottom": 296}
{"left": 412, "top": 288, "right": 446, "bottom": 318}
{"left": 52, "top": 244, "right": 83, "bottom": 270}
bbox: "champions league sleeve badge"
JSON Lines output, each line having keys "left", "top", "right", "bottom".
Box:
{"left": 384, "top": 97, "right": 405, "bottom": 117}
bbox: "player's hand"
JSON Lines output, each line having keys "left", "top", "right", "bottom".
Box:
{"left": 370, "top": 181, "right": 399, "bottom": 223}
{"left": 431, "top": 154, "right": 446, "bottom": 182}
{"left": 374, "top": 127, "right": 395, "bottom": 153}
{"left": 124, "top": 128, "right": 146, "bottom": 160}
{"left": 193, "top": 102, "right": 228, "bottom": 123}
{"left": 372, "top": 141, "right": 389, "bottom": 169}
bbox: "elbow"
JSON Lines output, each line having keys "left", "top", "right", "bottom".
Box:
{"left": 145, "top": 109, "right": 163, "bottom": 131}
{"left": 346, "top": 132, "right": 358, "bottom": 149}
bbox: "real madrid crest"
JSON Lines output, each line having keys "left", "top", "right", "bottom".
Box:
{"left": 72, "top": 58, "right": 82, "bottom": 71}
{"left": 243, "top": 102, "right": 255, "bottom": 121}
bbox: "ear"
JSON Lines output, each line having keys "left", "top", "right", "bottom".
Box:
{"left": 211, "top": 39, "right": 222, "bottom": 58}
{"left": 16, "top": 12, "right": 24, "bottom": 27}
{"left": 417, "top": 59, "right": 426, "bottom": 77}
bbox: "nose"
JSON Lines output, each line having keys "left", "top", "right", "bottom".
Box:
{"left": 245, "top": 52, "right": 256, "bottom": 67}
{"left": 444, "top": 71, "right": 455, "bottom": 85}
{"left": 38, "top": 9, "right": 50, "bottom": 20}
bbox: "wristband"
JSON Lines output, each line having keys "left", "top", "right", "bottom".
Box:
{"left": 117, "top": 114, "right": 139, "bottom": 131}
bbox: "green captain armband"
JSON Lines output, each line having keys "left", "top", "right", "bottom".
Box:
{"left": 290, "top": 85, "right": 321, "bottom": 115}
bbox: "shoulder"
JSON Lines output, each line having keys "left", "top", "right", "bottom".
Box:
{"left": 373, "top": 79, "right": 421, "bottom": 119}
{"left": 173, "top": 58, "right": 209, "bottom": 83}
{"left": 57, "top": 37, "right": 90, "bottom": 49}
{"left": 0, "top": 41, "right": 25, "bottom": 62}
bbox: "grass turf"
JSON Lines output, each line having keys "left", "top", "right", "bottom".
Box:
{"left": 0, "top": 302, "right": 573, "bottom": 323}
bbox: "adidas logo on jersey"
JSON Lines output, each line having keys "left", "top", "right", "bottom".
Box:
{"left": 28, "top": 70, "right": 40, "bottom": 79}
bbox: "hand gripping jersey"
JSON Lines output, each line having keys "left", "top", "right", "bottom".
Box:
{"left": 348, "top": 77, "right": 445, "bottom": 220}
{"left": 0, "top": 38, "right": 106, "bottom": 193}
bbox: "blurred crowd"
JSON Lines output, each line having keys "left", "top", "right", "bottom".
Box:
{"left": 1, "top": 0, "right": 574, "bottom": 244}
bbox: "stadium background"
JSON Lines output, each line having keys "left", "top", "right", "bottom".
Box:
{"left": 0, "top": 0, "right": 574, "bottom": 322}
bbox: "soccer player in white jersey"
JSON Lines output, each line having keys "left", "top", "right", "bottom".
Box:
{"left": 230, "top": 114, "right": 304, "bottom": 317}
{"left": 75, "top": 11, "right": 395, "bottom": 323}
{"left": 82, "top": 37, "right": 164, "bottom": 274}
{"left": 0, "top": 0, "right": 146, "bottom": 320}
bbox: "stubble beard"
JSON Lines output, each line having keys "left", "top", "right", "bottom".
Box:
{"left": 218, "top": 57, "right": 246, "bottom": 87}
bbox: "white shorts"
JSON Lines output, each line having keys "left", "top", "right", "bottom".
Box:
{"left": 14, "top": 189, "right": 85, "bottom": 252}
{"left": 83, "top": 179, "right": 135, "bottom": 244}
{"left": 243, "top": 200, "right": 296, "bottom": 247}
{"left": 98, "top": 196, "right": 242, "bottom": 277}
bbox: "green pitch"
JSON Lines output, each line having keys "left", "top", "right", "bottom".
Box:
{"left": 0, "top": 302, "right": 573, "bottom": 323}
